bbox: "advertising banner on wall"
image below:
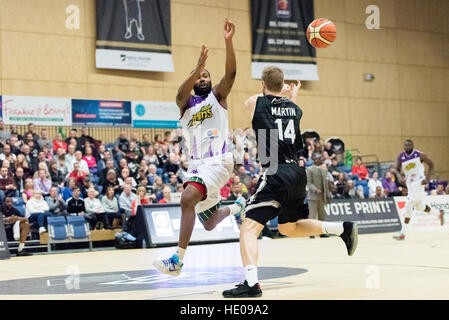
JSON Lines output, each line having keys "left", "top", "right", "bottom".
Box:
{"left": 251, "top": 0, "right": 318, "bottom": 80}
{"left": 325, "top": 198, "right": 402, "bottom": 234}
{"left": 394, "top": 195, "right": 449, "bottom": 231}
{"left": 72, "top": 99, "right": 132, "bottom": 127}
{"left": 2, "top": 96, "right": 72, "bottom": 126}
{"left": 132, "top": 101, "right": 181, "bottom": 128}
{"left": 96, "top": 0, "right": 174, "bottom": 72}
{"left": 136, "top": 204, "right": 239, "bottom": 247}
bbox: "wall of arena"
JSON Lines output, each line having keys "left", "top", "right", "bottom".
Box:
{"left": 0, "top": 0, "right": 447, "bottom": 178}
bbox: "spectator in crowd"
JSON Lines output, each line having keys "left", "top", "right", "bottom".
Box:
{"left": 231, "top": 175, "right": 248, "bottom": 194}
{"left": 246, "top": 176, "right": 259, "bottom": 197}
{"left": 382, "top": 171, "right": 399, "bottom": 197}
{"left": 53, "top": 133, "right": 67, "bottom": 154}
{"left": 65, "top": 145, "right": 77, "bottom": 172}
{"left": 75, "top": 151, "right": 89, "bottom": 174}
{"left": 21, "top": 144, "right": 38, "bottom": 173}
{"left": 101, "top": 186, "right": 122, "bottom": 229}
{"left": 389, "top": 165, "right": 406, "bottom": 189}
{"left": 102, "top": 169, "right": 121, "bottom": 196}
{"left": 84, "top": 188, "right": 105, "bottom": 229}
{"left": 0, "top": 120, "right": 11, "bottom": 146}
{"left": 140, "top": 133, "right": 152, "bottom": 155}
{"left": 344, "top": 179, "right": 364, "bottom": 199}
{"left": 33, "top": 168, "right": 52, "bottom": 197}
{"left": 135, "top": 160, "right": 149, "bottom": 182}
{"left": 67, "top": 186, "right": 97, "bottom": 230}
{"left": 131, "top": 186, "right": 154, "bottom": 216}
{"left": 69, "top": 162, "right": 87, "bottom": 186}
{"left": 324, "top": 141, "right": 336, "bottom": 160}
{"left": 236, "top": 165, "right": 251, "bottom": 185}
{"left": 26, "top": 123, "right": 40, "bottom": 142}
{"left": 79, "top": 127, "right": 95, "bottom": 153}
{"left": 46, "top": 186, "right": 66, "bottom": 216}
{"left": 140, "top": 176, "right": 154, "bottom": 195}
{"left": 176, "top": 161, "right": 189, "bottom": 185}
{"left": 144, "top": 145, "right": 159, "bottom": 167}
{"left": 118, "top": 167, "right": 137, "bottom": 190}
{"left": 445, "top": 185, "right": 449, "bottom": 195}
{"left": 80, "top": 176, "right": 96, "bottom": 199}
{"left": 168, "top": 173, "right": 179, "bottom": 193}
{"left": 0, "top": 166, "right": 17, "bottom": 202}
{"left": 228, "top": 182, "right": 248, "bottom": 201}
{"left": 119, "top": 184, "right": 136, "bottom": 219}
{"left": 83, "top": 146, "right": 97, "bottom": 176}
{"left": 153, "top": 176, "right": 164, "bottom": 198}
{"left": 48, "top": 160, "right": 65, "bottom": 188}
{"left": 147, "top": 164, "right": 158, "bottom": 185}
{"left": 0, "top": 143, "right": 17, "bottom": 163}
{"left": 22, "top": 178, "right": 34, "bottom": 204}
{"left": 368, "top": 171, "right": 383, "bottom": 198}
{"left": 373, "top": 186, "right": 386, "bottom": 199}
{"left": 14, "top": 167, "right": 26, "bottom": 195}
{"left": 26, "top": 190, "right": 52, "bottom": 234}
{"left": 62, "top": 177, "right": 82, "bottom": 202}
{"left": 9, "top": 135, "right": 22, "bottom": 155}
{"left": 99, "top": 159, "right": 117, "bottom": 185}
{"left": 37, "top": 129, "right": 52, "bottom": 152}
{"left": 158, "top": 186, "right": 172, "bottom": 204}
{"left": 126, "top": 140, "right": 142, "bottom": 166}
{"left": 435, "top": 183, "right": 446, "bottom": 195}
{"left": 65, "top": 129, "right": 80, "bottom": 151}
{"left": 157, "top": 144, "right": 170, "bottom": 169}
{"left": 113, "top": 130, "right": 129, "bottom": 162}
{"left": 15, "top": 154, "right": 32, "bottom": 178}
{"left": 2, "top": 197, "right": 32, "bottom": 256}
{"left": 306, "top": 153, "right": 330, "bottom": 237}
{"left": 352, "top": 157, "right": 369, "bottom": 181}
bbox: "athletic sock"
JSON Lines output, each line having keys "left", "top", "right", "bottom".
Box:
{"left": 176, "top": 247, "right": 186, "bottom": 263}
{"left": 245, "top": 265, "right": 258, "bottom": 287}
{"left": 228, "top": 203, "right": 241, "bottom": 216}
{"left": 401, "top": 222, "right": 409, "bottom": 235}
{"left": 18, "top": 243, "right": 25, "bottom": 252}
{"left": 322, "top": 222, "right": 344, "bottom": 236}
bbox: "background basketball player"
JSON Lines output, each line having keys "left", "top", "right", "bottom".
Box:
{"left": 393, "top": 139, "right": 444, "bottom": 240}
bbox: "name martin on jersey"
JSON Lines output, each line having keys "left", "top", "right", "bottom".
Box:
{"left": 271, "top": 107, "right": 297, "bottom": 117}
{"left": 188, "top": 105, "right": 213, "bottom": 128}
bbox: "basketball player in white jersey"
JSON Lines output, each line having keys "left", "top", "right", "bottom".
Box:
{"left": 153, "top": 18, "right": 246, "bottom": 276}
{"left": 393, "top": 139, "right": 444, "bottom": 240}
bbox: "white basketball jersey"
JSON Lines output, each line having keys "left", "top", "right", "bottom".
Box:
{"left": 399, "top": 149, "right": 425, "bottom": 183}
{"left": 180, "top": 91, "right": 232, "bottom": 165}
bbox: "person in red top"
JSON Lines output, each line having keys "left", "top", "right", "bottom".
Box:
{"left": 53, "top": 133, "right": 67, "bottom": 154}
{"left": 131, "top": 186, "right": 156, "bottom": 215}
{"left": 352, "top": 157, "right": 369, "bottom": 180}
{"left": 69, "top": 162, "right": 87, "bottom": 186}
{"left": 158, "top": 186, "right": 172, "bottom": 204}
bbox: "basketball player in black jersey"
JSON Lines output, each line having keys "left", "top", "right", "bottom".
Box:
{"left": 222, "top": 66, "right": 358, "bottom": 298}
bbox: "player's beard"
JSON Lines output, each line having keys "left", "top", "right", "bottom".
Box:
{"left": 193, "top": 82, "right": 212, "bottom": 96}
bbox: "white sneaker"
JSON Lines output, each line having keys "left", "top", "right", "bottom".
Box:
{"left": 39, "top": 227, "right": 47, "bottom": 234}
{"left": 153, "top": 254, "right": 184, "bottom": 276}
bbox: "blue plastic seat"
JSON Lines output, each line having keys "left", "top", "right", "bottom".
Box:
{"left": 47, "top": 216, "right": 68, "bottom": 241}
{"left": 66, "top": 216, "right": 90, "bottom": 239}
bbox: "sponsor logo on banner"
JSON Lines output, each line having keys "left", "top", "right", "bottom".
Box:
{"left": 325, "top": 198, "right": 401, "bottom": 234}
{"left": 132, "top": 101, "right": 181, "bottom": 128}
{"left": 72, "top": 99, "right": 131, "bottom": 127}
{"left": 394, "top": 195, "right": 449, "bottom": 231}
{"left": 151, "top": 211, "right": 173, "bottom": 237}
{"left": 2, "top": 96, "right": 72, "bottom": 126}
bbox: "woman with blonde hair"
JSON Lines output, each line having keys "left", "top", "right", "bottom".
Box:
{"left": 22, "top": 178, "right": 34, "bottom": 204}
{"left": 131, "top": 186, "right": 155, "bottom": 216}
{"left": 26, "top": 190, "right": 52, "bottom": 234}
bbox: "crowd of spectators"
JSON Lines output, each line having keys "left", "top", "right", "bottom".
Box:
{"left": 1, "top": 122, "right": 448, "bottom": 254}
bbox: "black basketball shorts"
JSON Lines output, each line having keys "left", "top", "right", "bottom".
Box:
{"left": 245, "top": 163, "right": 309, "bottom": 225}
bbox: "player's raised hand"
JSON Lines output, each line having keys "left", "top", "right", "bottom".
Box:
{"left": 223, "top": 18, "right": 235, "bottom": 40}
{"left": 195, "top": 44, "right": 208, "bottom": 73}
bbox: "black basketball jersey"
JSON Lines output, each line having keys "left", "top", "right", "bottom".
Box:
{"left": 252, "top": 95, "right": 303, "bottom": 166}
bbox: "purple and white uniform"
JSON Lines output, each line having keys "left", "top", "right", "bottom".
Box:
{"left": 180, "top": 91, "right": 233, "bottom": 214}
{"left": 398, "top": 149, "right": 426, "bottom": 203}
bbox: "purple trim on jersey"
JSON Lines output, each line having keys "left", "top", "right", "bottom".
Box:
{"left": 185, "top": 94, "right": 208, "bottom": 111}
{"left": 398, "top": 150, "right": 421, "bottom": 164}
{"left": 221, "top": 141, "right": 227, "bottom": 154}
{"left": 192, "top": 136, "right": 199, "bottom": 160}
{"left": 203, "top": 143, "right": 214, "bottom": 159}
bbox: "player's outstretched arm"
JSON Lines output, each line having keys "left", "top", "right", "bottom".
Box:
{"left": 214, "top": 18, "right": 236, "bottom": 107}
{"left": 420, "top": 153, "right": 434, "bottom": 185}
{"left": 282, "top": 80, "right": 301, "bottom": 103}
{"left": 176, "top": 45, "right": 209, "bottom": 112}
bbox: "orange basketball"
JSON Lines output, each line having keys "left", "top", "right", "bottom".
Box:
{"left": 306, "top": 18, "right": 336, "bottom": 48}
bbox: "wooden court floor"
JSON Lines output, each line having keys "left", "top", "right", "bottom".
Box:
{"left": 0, "top": 228, "right": 448, "bottom": 300}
